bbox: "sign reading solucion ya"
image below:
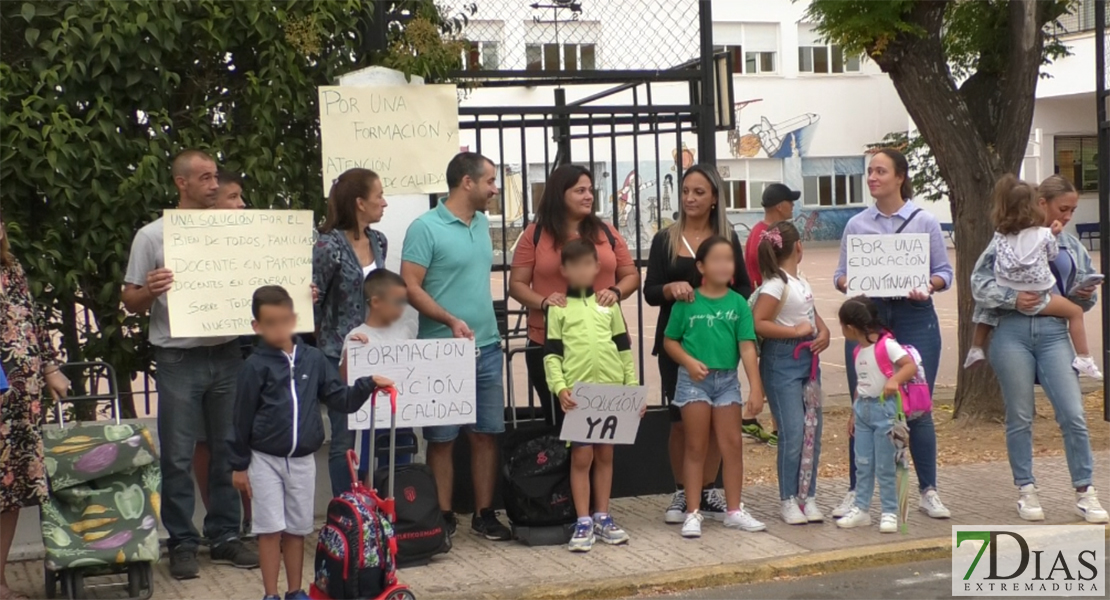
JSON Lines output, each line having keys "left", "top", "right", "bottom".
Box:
{"left": 318, "top": 85, "right": 459, "bottom": 196}
{"left": 346, "top": 339, "right": 476, "bottom": 429}
{"left": 845, "top": 234, "right": 931, "bottom": 297}
{"left": 951, "top": 525, "right": 1103, "bottom": 596}
{"left": 164, "top": 210, "right": 314, "bottom": 337}
{"left": 560, "top": 383, "right": 647, "bottom": 445}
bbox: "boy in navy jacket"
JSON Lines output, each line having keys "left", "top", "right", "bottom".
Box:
{"left": 231, "top": 285, "right": 391, "bottom": 600}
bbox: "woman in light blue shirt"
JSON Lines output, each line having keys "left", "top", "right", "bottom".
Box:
{"left": 831, "top": 148, "right": 954, "bottom": 522}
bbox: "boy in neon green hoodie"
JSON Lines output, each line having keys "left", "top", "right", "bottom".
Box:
{"left": 544, "top": 238, "right": 639, "bottom": 552}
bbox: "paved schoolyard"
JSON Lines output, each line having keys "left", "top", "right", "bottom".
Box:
{"left": 8, "top": 452, "right": 1107, "bottom": 599}
{"left": 498, "top": 245, "right": 1105, "bottom": 411}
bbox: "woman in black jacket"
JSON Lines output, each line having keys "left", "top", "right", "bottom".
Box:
{"left": 643, "top": 164, "right": 752, "bottom": 525}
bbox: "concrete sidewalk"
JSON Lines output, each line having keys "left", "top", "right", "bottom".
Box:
{"left": 8, "top": 452, "right": 1108, "bottom": 600}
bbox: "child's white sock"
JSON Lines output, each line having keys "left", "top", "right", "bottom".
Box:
{"left": 577, "top": 516, "right": 592, "bottom": 525}
{"left": 592, "top": 512, "right": 608, "bottom": 522}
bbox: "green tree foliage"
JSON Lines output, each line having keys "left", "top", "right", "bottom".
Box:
{"left": 804, "top": 0, "right": 1075, "bottom": 419}
{"left": 1, "top": 0, "right": 465, "bottom": 416}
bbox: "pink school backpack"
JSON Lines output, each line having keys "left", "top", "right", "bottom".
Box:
{"left": 854, "top": 333, "right": 932, "bottom": 419}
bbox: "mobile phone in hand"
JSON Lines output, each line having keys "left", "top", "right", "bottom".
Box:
{"left": 1069, "top": 274, "right": 1106, "bottom": 294}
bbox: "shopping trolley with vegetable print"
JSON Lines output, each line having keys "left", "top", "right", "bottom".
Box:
{"left": 40, "top": 362, "right": 157, "bottom": 600}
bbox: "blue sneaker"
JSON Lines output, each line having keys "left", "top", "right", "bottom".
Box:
{"left": 593, "top": 514, "right": 630, "bottom": 545}
{"left": 284, "top": 591, "right": 310, "bottom": 600}
{"left": 568, "top": 519, "right": 595, "bottom": 552}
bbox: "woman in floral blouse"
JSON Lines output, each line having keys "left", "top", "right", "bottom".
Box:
{"left": 313, "top": 168, "right": 390, "bottom": 497}
{"left": 1, "top": 219, "right": 69, "bottom": 600}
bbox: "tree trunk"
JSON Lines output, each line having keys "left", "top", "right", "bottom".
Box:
{"left": 866, "top": 0, "right": 1049, "bottom": 420}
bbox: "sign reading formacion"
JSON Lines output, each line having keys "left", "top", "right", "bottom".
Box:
{"left": 318, "top": 85, "right": 459, "bottom": 196}
{"left": 845, "top": 234, "right": 931, "bottom": 298}
{"left": 560, "top": 383, "right": 647, "bottom": 445}
{"left": 346, "top": 338, "right": 476, "bottom": 429}
{"left": 163, "top": 209, "right": 315, "bottom": 337}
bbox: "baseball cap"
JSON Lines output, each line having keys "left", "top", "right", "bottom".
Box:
{"left": 761, "top": 183, "right": 801, "bottom": 207}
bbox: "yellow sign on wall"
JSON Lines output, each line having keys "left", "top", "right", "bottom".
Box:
{"left": 318, "top": 85, "right": 459, "bottom": 196}
{"left": 164, "top": 209, "right": 315, "bottom": 337}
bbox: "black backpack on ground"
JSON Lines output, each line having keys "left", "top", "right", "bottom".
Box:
{"left": 374, "top": 463, "right": 451, "bottom": 567}
{"left": 500, "top": 425, "right": 575, "bottom": 533}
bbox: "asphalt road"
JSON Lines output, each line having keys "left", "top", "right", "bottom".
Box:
{"left": 635, "top": 557, "right": 1110, "bottom": 600}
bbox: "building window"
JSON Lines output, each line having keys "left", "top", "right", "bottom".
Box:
{"left": 723, "top": 180, "right": 748, "bottom": 210}
{"left": 1054, "top": 136, "right": 1100, "bottom": 193}
{"left": 463, "top": 41, "right": 499, "bottom": 70}
{"left": 802, "top": 174, "right": 864, "bottom": 206}
{"left": 526, "top": 43, "right": 596, "bottom": 71}
{"left": 798, "top": 45, "right": 860, "bottom": 74}
{"left": 712, "top": 22, "right": 779, "bottom": 75}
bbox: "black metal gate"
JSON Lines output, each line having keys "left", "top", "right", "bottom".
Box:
{"left": 1096, "top": 0, "right": 1108, "bottom": 421}
{"left": 443, "top": 0, "right": 731, "bottom": 506}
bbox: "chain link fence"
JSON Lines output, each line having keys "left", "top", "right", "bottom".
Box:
{"left": 441, "top": 0, "right": 700, "bottom": 73}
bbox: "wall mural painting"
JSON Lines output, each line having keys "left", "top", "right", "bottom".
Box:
{"left": 609, "top": 159, "right": 687, "bottom": 252}
{"left": 728, "top": 99, "right": 820, "bottom": 159}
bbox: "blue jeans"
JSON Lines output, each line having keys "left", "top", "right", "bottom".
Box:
{"left": 327, "top": 355, "right": 415, "bottom": 498}
{"left": 423, "top": 343, "right": 505, "bottom": 443}
{"left": 989, "top": 313, "right": 1093, "bottom": 488}
{"left": 853, "top": 397, "right": 898, "bottom": 514}
{"left": 154, "top": 342, "right": 242, "bottom": 550}
{"left": 760, "top": 339, "right": 822, "bottom": 501}
{"left": 845, "top": 297, "right": 939, "bottom": 492}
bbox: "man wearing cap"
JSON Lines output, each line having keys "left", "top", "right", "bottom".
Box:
{"left": 741, "top": 183, "right": 799, "bottom": 446}
{"left": 744, "top": 183, "right": 801, "bottom": 286}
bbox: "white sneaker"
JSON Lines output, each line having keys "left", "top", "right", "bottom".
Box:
{"left": 963, "top": 346, "right": 986, "bottom": 368}
{"left": 1076, "top": 487, "right": 1110, "bottom": 524}
{"left": 1073, "top": 356, "right": 1104, "bottom": 380}
{"left": 780, "top": 498, "right": 807, "bottom": 525}
{"left": 832, "top": 491, "right": 856, "bottom": 518}
{"left": 879, "top": 513, "right": 899, "bottom": 533}
{"left": 919, "top": 490, "right": 951, "bottom": 519}
{"left": 664, "top": 489, "right": 686, "bottom": 524}
{"left": 723, "top": 504, "right": 766, "bottom": 532}
{"left": 681, "top": 511, "right": 703, "bottom": 538}
{"left": 1017, "top": 484, "right": 1045, "bottom": 521}
{"left": 803, "top": 497, "right": 825, "bottom": 522}
{"left": 836, "top": 506, "right": 871, "bottom": 529}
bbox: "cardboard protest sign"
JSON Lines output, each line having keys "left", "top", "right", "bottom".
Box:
{"left": 163, "top": 209, "right": 314, "bottom": 337}
{"left": 318, "top": 85, "right": 459, "bottom": 196}
{"left": 346, "top": 338, "right": 476, "bottom": 429}
{"left": 845, "top": 234, "right": 931, "bottom": 297}
{"left": 559, "top": 383, "right": 647, "bottom": 445}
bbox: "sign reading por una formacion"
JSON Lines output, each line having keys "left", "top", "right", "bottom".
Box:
{"left": 845, "top": 233, "right": 931, "bottom": 297}
{"left": 346, "top": 338, "right": 476, "bottom": 429}
{"left": 317, "top": 85, "right": 459, "bottom": 196}
{"left": 163, "top": 209, "right": 315, "bottom": 337}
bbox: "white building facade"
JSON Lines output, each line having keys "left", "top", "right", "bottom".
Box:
{"left": 449, "top": 0, "right": 1103, "bottom": 243}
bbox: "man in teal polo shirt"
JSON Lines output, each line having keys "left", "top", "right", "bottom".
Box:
{"left": 401, "top": 152, "right": 512, "bottom": 541}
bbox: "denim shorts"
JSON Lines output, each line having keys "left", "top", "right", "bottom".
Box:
{"left": 423, "top": 343, "right": 506, "bottom": 443}
{"left": 673, "top": 367, "right": 743, "bottom": 408}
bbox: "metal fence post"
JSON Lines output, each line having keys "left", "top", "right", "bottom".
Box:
{"left": 1095, "top": 0, "right": 1108, "bottom": 421}
{"left": 697, "top": 0, "right": 716, "bottom": 164}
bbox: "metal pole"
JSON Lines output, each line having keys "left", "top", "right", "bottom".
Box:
{"left": 554, "top": 88, "right": 571, "bottom": 167}
{"left": 1094, "top": 0, "right": 1108, "bottom": 422}
{"left": 697, "top": 0, "right": 716, "bottom": 164}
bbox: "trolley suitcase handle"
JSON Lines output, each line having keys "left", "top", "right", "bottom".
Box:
{"left": 365, "top": 386, "right": 399, "bottom": 502}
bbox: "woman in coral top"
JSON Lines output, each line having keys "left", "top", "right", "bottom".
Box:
{"left": 509, "top": 164, "right": 640, "bottom": 427}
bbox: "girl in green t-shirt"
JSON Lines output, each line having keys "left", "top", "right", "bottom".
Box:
{"left": 663, "top": 236, "right": 766, "bottom": 539}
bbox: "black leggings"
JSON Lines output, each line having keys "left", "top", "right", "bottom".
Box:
{"left": 658, "top": 352, "right": 682, "bottom": 423}
{"left": 525, "top": 339, "right": 565, "bottom": 428}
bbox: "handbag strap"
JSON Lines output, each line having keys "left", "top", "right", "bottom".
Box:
{"left": 895, "top": 208, "right": 924, "bottom": 234}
